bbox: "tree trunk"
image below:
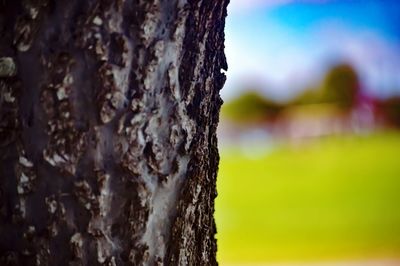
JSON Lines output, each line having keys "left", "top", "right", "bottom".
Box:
{"left": 0, "top": 0, "right": 228, "bottom": 265}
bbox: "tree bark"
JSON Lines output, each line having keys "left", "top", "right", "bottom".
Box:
{"left": 0, "top": 0, "right": 228, "bottom": 265}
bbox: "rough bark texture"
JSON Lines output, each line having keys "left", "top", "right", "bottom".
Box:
{"left": 0, "top": 0, "right": 228, "bottom": 265}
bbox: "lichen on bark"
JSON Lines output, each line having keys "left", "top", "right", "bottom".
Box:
{"left": 0, "top": 0, "right": 229, "bottom": 265}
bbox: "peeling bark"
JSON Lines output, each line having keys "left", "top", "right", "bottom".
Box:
{"left": 0, "top": 0, "right": 228, "bottom": 265}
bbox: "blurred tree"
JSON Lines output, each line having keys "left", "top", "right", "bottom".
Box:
{"left": 321, "top": 64, "right": 359, "bottom": 108}
{"left": 0, "top": 0, "right": 228, "bottom": 265}
{"left": 222, "top": 91, "right": 282, "bottom": 124}
{"left": 292, "top": 64, "right": 360, "bottom": 109}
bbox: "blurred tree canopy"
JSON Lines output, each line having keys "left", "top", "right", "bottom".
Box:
{"left": 222, "top": 64, "right": 360, "bottom": 124}
{"left": 222, "top": 64, "right": 400, "bottom": 130}
{"left": 221, "top": 91, "right": 282, "bottom": 123}
{"left": 292, "top": 64, "right": 359, "bottom": 108}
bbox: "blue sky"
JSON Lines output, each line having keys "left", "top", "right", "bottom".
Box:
{"left": 223, "top": 0, "right": 400, "bottom": 101}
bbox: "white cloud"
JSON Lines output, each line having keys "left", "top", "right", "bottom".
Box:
{"left": 228, "top": 0, "right": 330, "bottom": 14}
{"left": 228, "top": 0, "right": 290, "bottom": 14}
{"left": 314, "top": 24, "right": 400, "bottom": 97}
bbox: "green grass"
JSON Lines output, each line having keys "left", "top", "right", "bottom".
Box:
{"left": 215, "top": 131, "right": 400, "bottom": 264}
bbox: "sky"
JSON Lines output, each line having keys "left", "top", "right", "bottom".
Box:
{"left": 222, "top": 0, "right": 400, "bottom": 101}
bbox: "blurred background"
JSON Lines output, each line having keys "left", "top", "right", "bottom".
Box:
{"left": 215, "top": 0, "right": 400, "bottom": 265}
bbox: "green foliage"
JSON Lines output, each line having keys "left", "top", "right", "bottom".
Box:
{"left": 292, "top": 64, "right": 359, "bottom": 108}
{"left": 221, "top": 91, "right": 282, "bottom": 123}
{"left": 222, "top": 64, "right": 360, "bottom": 125}
{"left": 322, "top": 64, "right": 359, "bottom": 107}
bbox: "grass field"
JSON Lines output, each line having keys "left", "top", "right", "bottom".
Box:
{"left": 215, "top": 131, "right": 400, "bottom": 264}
